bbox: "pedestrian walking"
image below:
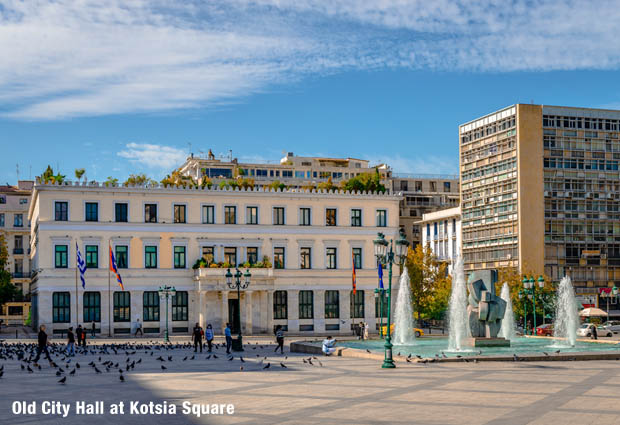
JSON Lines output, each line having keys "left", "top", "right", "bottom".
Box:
{"left": 322, "top": 336, "right": 337, "bottom": 356}
{"left": 363, "top": 322, "right": 369, "bottom": 340}
{"left": 66, "top": 327, "right": 76, "bottom": 356}
{"left": 592, "top": 324, "right": 598, "bottom": 340}
{"left": 205, "top": 324, "right": 214, "bottom": 352}
{"left": 193, "top": 323, "right": 203, "bottom": 353}
{"left": 225, "top": 323, "right": 233, "bottom": 354}
{"left": 33, "top": 325, "right": 52, "bottom": 365}
{"left": 274, "top": 325, "right": 285, "bottom": 354}
{"left": 91, "top": 321, "right": 96, "bottom": 338}
{"left": 80, "top": 325, "right": 87, "bottom": 347}
{"left": 135, "top": 318, "right": 143, "bottom": 337}
{"left": 76, "top": 325, "right": 84, "bottom": 348}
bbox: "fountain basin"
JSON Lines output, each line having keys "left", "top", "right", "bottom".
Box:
{"left": 466, "top": 337, "right": 510, "bottom": 347}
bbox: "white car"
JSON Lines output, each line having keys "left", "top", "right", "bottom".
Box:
{"left": 577, "top": 323, "right": 613, "bottom": 338}
{"left": 603, "top": 321, "right": 620, "bottom": 333}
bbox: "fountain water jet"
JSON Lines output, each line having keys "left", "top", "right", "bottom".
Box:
{"left": 448, "top": 258, "right": 470, "bottom": 351}
{"left": 393, "top": 267, "right": 416, "bottom": 345}
{"left": 498, "top": 282, "right": 516, "bottom": 340}
{"left": 553, "top": 276, "right": 579, "bottom": 347}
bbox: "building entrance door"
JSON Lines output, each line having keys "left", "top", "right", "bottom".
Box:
{"left": 228, "top": 299, "right": 240, "bottom": 334}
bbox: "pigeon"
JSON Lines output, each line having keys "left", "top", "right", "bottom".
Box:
{"left": 280, "top": 362, "right": 287, "bottom": 368}
{"left": 318, "top": 361, "right": 323, "bottom": 367}
{"left": 555, "top": 350, "right": 561, "bottom": 354}
{"left": 240, "top": 357, "right": 245, "bottom": 363}
{"left": 415, "top": 355, "right": 422, "bottom": 359}
{"left": 263, "top": 363, "right": 271, "bottom": 369}
{"left": 302, "top": 359, "right": 307, "bottom": 364}
{"left": 228, "top": 357, "right": 234, "bottom": 362}
{"left": 58, "top": 376, "right": 67, "bottom": 384}
{"left": 406, "top": 358, "right": 412, "bottom": 363}
{"left": 76, "top": 363, "right": 80, "bottom": 369}
{"left": 182, "top": 356, "right": 187, "bottom": 361}
{"left": 20, "top": 364, "right": 25, "bottom": 371}
{"left": 190, "top": 355, "right": 194, "bottom": 360}
{"left": 94, "top": 367, "right": 102, "bottom": 374}
{"left": 0, "top": 371, "right": 3, "bottom": 378}
{"left": 27, "top": 366, "right": 33, "bottom": 373}
{"left": 69, "top": 369, "right": 76, "bottom": 376}
{"left": 206, "top": 355, "right": 211, "bottom": 360}
{"left": 543, "top": 352, "right": 549, "bottom": 356}
{"left": 240, "top": 366, "right": 244, "bottom": 371}
{"left": 168, "top": 356, "right": 172, "bottom": 361}
{"left": 366, "top": 349, "right": 371, "bottom": 353}
{"left": 56, "top": 371, "right": 62, "bottom": 376}
{"left": 213, "top": 355, "right": 218, "bottom": 359}
{"left": 513, "top": 354, "right": 519, "bottom": 362}
{"left": 308, "top": 359, "right": 313, "bottom": 365}
{"left": 161, "top": 365, "right": 167, "bottom": 370}
{"left": 119, "top": 375, "right": 125, "bottom": 382}
{"left": 456, "top": 355, "right": 462, "bottom": 359}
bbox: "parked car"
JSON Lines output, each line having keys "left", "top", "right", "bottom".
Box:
{"left": 381, "top": 324, "right": 425, "bottom": 337}
{"left": 577, "top": 323, "right": 613, "bottom": 338}
{"left": 536, "top": 324, "right": 554, "bottom": 336}
{"left": 602, "top": 321, "right": 620, "bottom": 333}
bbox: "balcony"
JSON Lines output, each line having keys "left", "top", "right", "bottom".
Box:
{"left": 13, "top": 248, "right": 24, "bottom": 255}
{"left": 12, "top": 272, "right": 30, "bottom": 279}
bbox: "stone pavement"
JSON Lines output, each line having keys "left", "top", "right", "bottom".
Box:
{"left": 1, "top": 339, "right": 620, "bottom": 425}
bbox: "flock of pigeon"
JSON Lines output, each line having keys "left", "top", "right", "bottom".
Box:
{"left": 0, "top": 340, "right": 325, "bottom": 385}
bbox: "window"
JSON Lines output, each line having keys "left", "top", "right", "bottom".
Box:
{"left": 85, "top": 245, "right": 98, "bottom": 268}
{"left": 376, "top": 210, "right": 387, "bottom": 227}
{"left": 325, "top": 290, "right": 339, "bottom": 319}
{"left": 145, "top": 204, "right": 157, "bottom": 223}
{"left": 352, "top": 248, "right": 362, "bottom": 269}
{"left": 0, "top": 195, "right": 4, "bottom": 204}
{"left": 172, "top": 291, "right": 188, "bottom": 321}
{"left": 174, "top": 204, "right": 186, "bottom": 223}
{"left": 145, "top": 246, "right": 157, "bottom": 268}
{"left": 202, "top": 246, "right": 214, "bottom": 261}
{"left": 452, "top": 218, "right": 456, "bottom": 233}
{"left": 114, "top": 292, "right": 130, "bottom": 322}
{"left": 326, "top": 208, "right": 337, "bottom": 226}
{"left": 52, "top": 292, "right": 70, "bottom": 323}
{"left": 299, "top": 290, "right": 314, "bottom": 319}
{"left": 115, "top": 245, "right": 128, "bottom": 268}
{"left": 247, "top": 247, "right": 258, "bottom": 265}
{"left": 224, "top": 247, "right": 237, "bottom": 266}
{"left": 174, "top": 246, "right": 186, "bottom": 268}
{"left": 273, "top": 207, "right": 285, "bottom": 225}
{"left": 55, "top": 202, "right": 68, "bottom": 221}
{"left": 83, "top": 292, "right": 101, "bottom": 322}
{"left": 246, "top": 206, "right": 258, "bottom": 224}
{"left": 300, "top": 208, "right": 311, "bottom": 226}
{"left": 55, "top": 245, "right": 68, "bottom": 268}
{"left": 20, "top": 198, "right": 27, "bottom": 205}
{"left": 375, "top": 292, "right": 388, "bottom": 317}
{"left": 273, "top": 290, "right": 288, "bottom": 319}
{"left": 143, "top": 291, "right": 160, "bottom": 321}
{"left": 350, "top": 290, "right": 364, "bottom": 319}
{"left": 225, "top": 206, "right": 236, "bottom": 224}
{"left": 326, "top": 248, "right": 337, "bottom": 269}
{"left": 14, "top": 214, "right": 23, "bottom": 227}
{"left": 300, "top": 247, "right": 311, "bottom": 269}
{"left": 0, "top": 213, "right": 3, "bottom": 227}
{"left": 85, "top": 202, "right": 98, "bottom": 222}
{"left": 274, "top": 247, "right": 285, "bottom": 269}
{"left": 400, "top": 181, "right": 408, "bottom": 191}
{"left": 202, "top": 205, "right": 215, "bottom": 224}
{"left": 14, "top": 235, "right": 23, "bottom": 252}
{"left": 351, "top": 209, "right": 362, "bottom": 227}
{"left": 115, "top": 203, "right": 128, "bottom": 222}
{"left": 444, "top": 182, "right": 451, "bottom": 192}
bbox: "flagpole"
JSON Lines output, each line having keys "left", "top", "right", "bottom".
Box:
{"left": 75, "top": 252, "right": 78, "bottom": 329}
{"left": 108, "top": 241, "right": 111, "bottom": 338}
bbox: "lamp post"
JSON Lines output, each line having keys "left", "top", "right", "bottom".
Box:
{"left": 158, "top": 285, "right": 176, "bottom": 343}
{"left": 520, "top": 276, "right": 544, "bottom": 335}
{"left": 374, "top": 286, "right": 385, "bottom": 338}
{"left": 225, "top": 268, "right": 251, "bottom": 352}
{"left": 373, "top": 228, "right": 409, "bottom": 369}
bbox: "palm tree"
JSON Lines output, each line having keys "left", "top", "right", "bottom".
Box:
{"left": 74, "top": 168, "right": 86, "bottom": 183}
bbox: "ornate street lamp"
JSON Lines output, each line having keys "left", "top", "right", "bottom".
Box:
{"left": 373, "top": 228, "right": 409, "bottom": 369}
{"left": 158, "top": 285, "right": 176, "bottom": 343}
{"left": 226, "top": 268, "right": 251, "bottom": 351}
{"left": 521, "top": 276, "right": 544, "bottom": 335}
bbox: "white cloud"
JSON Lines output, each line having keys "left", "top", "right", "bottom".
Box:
{"left": 3, "top": 1, "right": 620, "bottom": 119}
{"left": 118, "top": 143, "right": 187, "bottom": 170}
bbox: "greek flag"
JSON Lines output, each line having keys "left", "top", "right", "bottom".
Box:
{"left": 76, "top": 242, "right": 87, "bottom": 288}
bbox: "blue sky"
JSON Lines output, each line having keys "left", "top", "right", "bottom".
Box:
{"left": 2, "top": 1, "right": 620, "bottom": 184}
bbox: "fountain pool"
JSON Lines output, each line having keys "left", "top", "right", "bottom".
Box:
{"left": 339, "top": 337, "right": 620, "bottom": 358}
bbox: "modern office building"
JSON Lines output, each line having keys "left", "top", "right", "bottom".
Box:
{"left": 178, "top": 151, "right": 392, "bottom": 188}
{"left": 0, "top": 181, "right": 34, "bottom": 297}
{"left": 28, "top": 180, "right": 401, "bottom": 336}
{"left": 460, "top": 104, "right": 620, "bottom": 302}
{"left": 417, "top": 206, "right": 461, "bottom": 275}
{"left": 391, "top": 175, "right": 459, "bottom": 247}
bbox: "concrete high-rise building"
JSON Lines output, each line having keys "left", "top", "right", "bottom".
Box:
{"left": 460, "top": 104, "right": 620, "bottom": 300}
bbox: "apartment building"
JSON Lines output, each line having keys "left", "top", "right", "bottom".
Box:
{"left": 28, "top": 180, "right": 401, "bottom": 336}
{"left": 390, "top": 175, "right": 459, "bottom": 247}
{"left": 460, "top": 104, "right": 620, "bottom": 302}
{"left": 417, "top": 207, "right": 461, "bottom": 275}
{"left": 178, "top": 151, "right": 392, "bottom": 187}
{"left": 0, "top": 181, "right": 34, "bottom": 297}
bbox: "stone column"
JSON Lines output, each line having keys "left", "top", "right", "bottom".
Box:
{"left": 220, "top": 291, "right": 229, "bottom": 333}
{"left": 267, "top": 290, "right": 274, "bottom": 334}
{"left": 364, "top": 290, "right": 376, "bottom": 333}
{"left": 245, "top": 290, "right": 253, "bottom": 335}
{"left": 315, "top": 290, "right": 325, "bottom": 333}
{"left": 340, "top": 289, "right": 351, "bottom": 334}
{"left": 288, "top": 290, "right": 299, "bottom": 332}
{"left": 198, "top": 290, "right": 205, "bottom": 329}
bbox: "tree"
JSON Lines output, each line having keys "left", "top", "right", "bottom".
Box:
{"left": 317, "top": 177, "right": 336, "bottom": 192}
{"left": 74, "top": 168, "right": 86, "bottom": 182}
{"left": 0, "top": 234, "right": 19, "bottom": 305}
{"left": 405, "top": 244, "right": 452, "bottom": 321}
{"left": 341, "top": 168, "right": 386, "bottom": 193}
{"left": 124, "top": 173, "right": 157, "bottom": 187}
{"left": 104, "top": 176, "right": 119, "bottom": 187}
{"left": 267, "top": 180, "right": 286, "bottom": 191}
{"left": 39, "top": 165, "right": 65, "bottom": 184}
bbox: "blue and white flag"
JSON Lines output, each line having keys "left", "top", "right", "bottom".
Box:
{"left": 378, "top": 260, "right": 384, "bottom": 289}
{"left": 76, "top": 242, "right": 87, "bottom": 288}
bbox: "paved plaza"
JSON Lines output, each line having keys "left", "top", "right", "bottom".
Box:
{"left": 1, "top": 338, "right": 620, "bottom": 424}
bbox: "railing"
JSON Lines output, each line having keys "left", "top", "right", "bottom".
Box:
{"left": 12, "top": 272, "right": 30, "bottom": 278}
{"left": 13, "top": 248, "right": 24, "bottom": 255}
{"left": 392, "top": 173, "right": 459, "bottom": 180}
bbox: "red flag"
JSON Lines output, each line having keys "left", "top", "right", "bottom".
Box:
{"left": 352, "top": 251, "right": 357, "bottom": 294}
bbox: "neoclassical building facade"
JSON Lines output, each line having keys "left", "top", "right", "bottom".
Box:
{"left": 28, "top": 181, "right": 401, "bottom": 336}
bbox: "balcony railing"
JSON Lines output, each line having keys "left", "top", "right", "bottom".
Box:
{"left": 12, "top": 272, "right": 30, "bottom": 278}
{"left": 13, "top": 248, "right": 24, "bottom": 255}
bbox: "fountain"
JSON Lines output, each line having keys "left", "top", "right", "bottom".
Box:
{"left": 447, "top": 258, "right": 469, "bottom": 351}
{"left": 393, "top": 267, "right": 416, "bottom": 345}
{"left": 553, "top": 276, "right": 579, "bottom": 347}
{"left": 498, "top": 282, "right": 517, "bottom": 340}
